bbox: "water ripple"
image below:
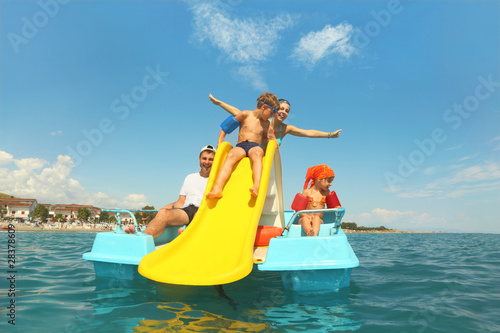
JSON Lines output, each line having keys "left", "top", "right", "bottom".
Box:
{"left": 1, "top": 232, "right": 499, "bottom": 332}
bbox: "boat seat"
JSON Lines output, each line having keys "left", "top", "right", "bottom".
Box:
{"left": 154, "top": 225, "right": 187, "bottom": 246}
{"left": 286, "top": 223, "right": 337, "bottom": 238}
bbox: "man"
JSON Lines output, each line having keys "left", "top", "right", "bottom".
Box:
{"left": 124, "top": 145, "right": 216, "bottom": 237}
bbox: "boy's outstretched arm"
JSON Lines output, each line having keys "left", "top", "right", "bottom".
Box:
{"left": 209, "top": 94, "right": 241, "bottom": 116}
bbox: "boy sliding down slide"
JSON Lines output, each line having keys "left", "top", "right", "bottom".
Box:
{"left": 206, "top": 92, "right": 280, "bottom": 199}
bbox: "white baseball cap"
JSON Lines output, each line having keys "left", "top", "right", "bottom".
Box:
{"left": 200, "top": 145, "right": 216, "bottom": 154}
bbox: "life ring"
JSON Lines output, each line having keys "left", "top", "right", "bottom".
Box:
{"left": 254, "top": 225, "right": 283, "bottom": 247}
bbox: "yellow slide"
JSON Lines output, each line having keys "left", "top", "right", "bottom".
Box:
{"left": 138, "top": 141, "right": 279, "bottom": 285}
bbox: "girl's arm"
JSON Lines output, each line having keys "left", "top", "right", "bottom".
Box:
{"left": 286, "top": 125, "right": 342, "bottom": 139}
{"left": 209, "top": 94, "right": 241, "bottom": 116}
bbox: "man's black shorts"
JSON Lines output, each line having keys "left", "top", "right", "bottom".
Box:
{"left": 180, "top": 204, "right": 198, "bottom": 225}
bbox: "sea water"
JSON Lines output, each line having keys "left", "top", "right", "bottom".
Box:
{"left": 1, "top": 231, "right": 499, "bottom": 332}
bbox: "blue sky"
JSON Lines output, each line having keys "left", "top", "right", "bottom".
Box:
{"left": 1, "top": 0, "right": 499, "bottom": 233}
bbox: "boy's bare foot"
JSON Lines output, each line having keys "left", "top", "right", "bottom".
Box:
{"left": 206, "top": 191, "right": 223, "bottom": 199}
{"left": 249, "top": 187, "right": 258, "bottom": 198}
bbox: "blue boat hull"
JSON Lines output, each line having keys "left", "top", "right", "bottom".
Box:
{"left": 255, "top": 218, "right": 359, "bottom": 291}
{"left": 82, "top": 208, "right": 359, "bottom": 291}
{"left": 281, "top": 268, "right": 352, "bottom": 291}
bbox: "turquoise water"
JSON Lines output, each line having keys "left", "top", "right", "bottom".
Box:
{"left": 1, "top": 232, "right": 499, "bottom": 332}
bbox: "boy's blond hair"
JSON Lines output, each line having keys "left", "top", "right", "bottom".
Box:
{"left": 256, "top": 92, "right": 280, "bottom": 111}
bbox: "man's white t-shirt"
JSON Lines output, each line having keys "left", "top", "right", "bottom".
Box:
{"left": 179, "top": 172, "right": 209, "bottom": 208}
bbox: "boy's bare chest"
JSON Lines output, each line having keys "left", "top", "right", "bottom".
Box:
{"left": 243, "top": 117, "right": 266, "bottom": 133}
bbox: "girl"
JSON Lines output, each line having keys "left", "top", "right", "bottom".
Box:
{"left": 299, "top": 164, "right": 336, "bottom": 236}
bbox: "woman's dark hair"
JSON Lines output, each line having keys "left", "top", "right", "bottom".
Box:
{"left": 279, "top": 99, "right": 290, "bottom": 109}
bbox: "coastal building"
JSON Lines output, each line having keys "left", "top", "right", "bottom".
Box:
{"left": 0, "top": 198, "right": 38, "bottom": 220}
{"left": 52, "top": 204, "right": 100, "bottom": 221}
{"left": 1, "top": 196, "right": 135, "bottom": 224}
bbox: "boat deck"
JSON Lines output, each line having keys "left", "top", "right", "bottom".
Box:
{"left": 253, "top": 246, "right": 268, "bottom": 263}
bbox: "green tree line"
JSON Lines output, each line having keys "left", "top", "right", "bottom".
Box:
{"left": 30, "top": 206, "right": 157, "bottom": 224}
{"left": 341, "top": 222, "right": 392, "bottom": 231}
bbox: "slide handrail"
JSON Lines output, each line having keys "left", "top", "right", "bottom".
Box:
{"left": 102, "top": 208, "right": 158, "bottom": 234}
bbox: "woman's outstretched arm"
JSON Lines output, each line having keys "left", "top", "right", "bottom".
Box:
{"left": 286, "top": 124, "right": 342, "bottom": 139}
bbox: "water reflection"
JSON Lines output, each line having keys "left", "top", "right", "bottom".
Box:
{"left": 133, "top": 302, "right": 271, "bottom": 332}
{"left": 262, "top": 288, "right": 362, "bottom": 332}
{"left": 79, "top": 269, "right": 362, "bottom": 332}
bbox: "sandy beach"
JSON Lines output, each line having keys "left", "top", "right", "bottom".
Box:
{"left": 1, "top": 223, "right": 441, "bottom": 234}
{"left": 343, "top": 229, "right": 445, "bottom": 234}
{"left": 0, "top": 223, "right": 115, "bottom": 233}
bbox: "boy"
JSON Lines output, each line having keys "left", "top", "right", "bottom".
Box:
{"left": 206, "top": 92, "right": 280, "bottom": 199}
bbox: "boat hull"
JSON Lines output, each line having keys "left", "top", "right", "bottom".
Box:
{"left": 281, "top": 268, "right": 352, "bottom": 291}
{"left": 82, "top": 209, "right": 359, "bottom": 291}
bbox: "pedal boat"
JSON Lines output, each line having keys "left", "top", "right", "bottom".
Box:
{"left": 83, "top": 208, "right": 359, "bottom": 291}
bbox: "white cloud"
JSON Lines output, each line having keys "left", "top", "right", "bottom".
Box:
{"left": 430, "top": 162, "right": 500, "bottom": 187}
{"left": 14, "top": 158, "right": 49, "bottom": 171}
{"left": 50, "top": 130, "right": 63, "bottom": 136}
{"left": 290, "top": 23, "right": 356, "bottom": 69}
{"left": 0, "top": 150, "right": 148, "bottom": 209}
{"left": 444, "top": 181, "right": 500, "bottom": 198}
{"left": 89, "top": 192, "right": 148, "bottom": 210}
{"left": 122, "top": 194, "right": 149, "bottom": 209}
{"left": 489, "top": 136, "right": 500, "bottom": 151}
{"left": 395, "top": 161, "right": 500, "bottom": 199}
{"left": 458, "top": 152, "right": 479, "bottom": 161}
{"left": 234, "top": 64, "right": 268, "bottom": 91}
{"left": 352, "top": 208, "right": 446, "bottom": 230}
{"left": 0, "top": 151, "right": 13, "bottom": 165}
{"left": 446, "top": 145, "right": 462, "bottom": 151}
{"left": 398, "top": 190, "right": 436, "bottom": 198}
{"left": 191, "top": 2, "right": 294, "bottom": 63}
{"left": 189, "top": 1, "right": 294, "bottom": 88}
{"left": 423, "top": 167, "right": 437, "bottom": 175}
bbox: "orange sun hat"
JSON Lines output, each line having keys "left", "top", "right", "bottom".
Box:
{"left": 303, "top": 164, "right": 335, "bottom": 189}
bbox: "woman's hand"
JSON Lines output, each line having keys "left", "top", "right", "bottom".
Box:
{"left": 329, "top": 129, "right": 342, "bottom": 138}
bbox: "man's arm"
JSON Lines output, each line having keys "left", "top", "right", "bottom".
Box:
{"left": 164, "top": 195, "right": 186, "bottom": 209}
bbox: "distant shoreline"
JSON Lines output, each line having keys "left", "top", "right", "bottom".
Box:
{"left": 0, "top": 224, "right": 113, "bottom": 233}
{"left": 1, "top": 224, "right": 445, "bottom": 234}
{"left": 343, "top": 229, "right": 447, "bottom": 234}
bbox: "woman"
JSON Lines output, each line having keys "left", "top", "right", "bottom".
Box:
{"left": 209, "top": 94, "right": 341, "bottom": 147}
